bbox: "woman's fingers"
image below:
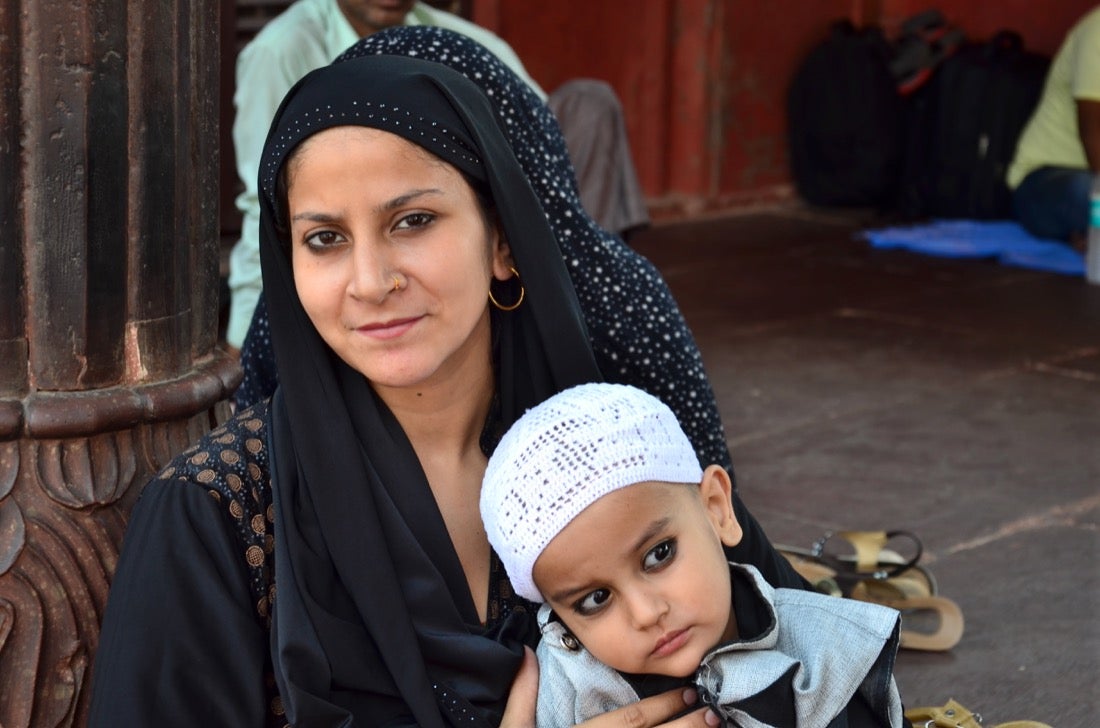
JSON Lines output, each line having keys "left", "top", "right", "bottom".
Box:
{"left": 577, "top": 688, "right": 714, "bottom": 728}
{"left": 499, "top": 665, "right": 717, "bottom": 728}
{"left": 500, "top": 646, "right": 539, "bottom": 728}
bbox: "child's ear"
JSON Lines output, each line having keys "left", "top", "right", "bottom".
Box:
{"left": 699, "top": 465, "right": 743, "bottom": 548}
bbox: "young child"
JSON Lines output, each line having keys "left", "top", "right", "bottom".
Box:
{"left": 481, "top": 382, "right": 907, "bottom": 728}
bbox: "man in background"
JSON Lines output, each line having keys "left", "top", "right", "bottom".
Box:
{"left": 225, "top": 0, "right": 648, "bottom": 354}
{"left": 1008, "top": 4, "right": 1100, "bottom": 246}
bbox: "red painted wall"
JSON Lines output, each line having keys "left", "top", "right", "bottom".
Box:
{"left": 474, "top": 0, "right": 1097, "bottom": 218}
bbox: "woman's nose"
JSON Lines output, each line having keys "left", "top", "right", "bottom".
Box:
{"left": 346, "top": 241, "right": 394, "bottom": 303}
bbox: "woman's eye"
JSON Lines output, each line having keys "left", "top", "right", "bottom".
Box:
{"left": 394, "top": 212, "right": 436, "bottom": 231}
{"left": 574, "top": 589, "right": 611, "bottom": 616}
{"left": 303, "top": 229, "right": 345, "bottom": 250}
{"left": 643, "top": 539, "right": 676, "bottom": 570}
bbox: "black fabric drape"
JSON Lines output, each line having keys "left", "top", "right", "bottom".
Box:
{"left": 238, "top": 28, "right": 736, "bottom": 481}
{"left": 339, "top": 28, "right": 808, "bottom": 594}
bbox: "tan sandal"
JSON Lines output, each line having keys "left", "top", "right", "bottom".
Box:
{"left": 777, "top": 530, "right": 964, "bottom": 651}
{"left": 905, "top": 698, "right": 1053, "bottom": 727}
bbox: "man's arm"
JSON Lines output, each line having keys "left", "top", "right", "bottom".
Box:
{"left": 1072, "top": 9, "right": 1100, "bottom": 173}
{"left": 226, "top": 41, "right": 315, "bottom": 349}
{"left": 1077, "top": 98, "right": 1100, "bottom": 171}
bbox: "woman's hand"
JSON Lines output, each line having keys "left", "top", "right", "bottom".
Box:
{"left": 576, "top": 688, "right": 717, "bottom": 728}
{"left": 501, "top": 647, "right": 539, "bottom": 728}
{"left": 500, "top": 650, "right": 718, "bottom": 728}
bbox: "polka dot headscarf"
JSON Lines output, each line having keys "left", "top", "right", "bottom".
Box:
{"left": 341, "top": 26, "right": 734, "bottom": 474}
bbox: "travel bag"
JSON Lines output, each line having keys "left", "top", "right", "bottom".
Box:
{"left": 896, "top": 31, "right": 1050, "bottom": 219}
{"left": 787, "top": 20, "right": 905, "bottom": 208}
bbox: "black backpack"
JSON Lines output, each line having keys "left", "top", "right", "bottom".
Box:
{"left": 896, "top": 30, "right": 1051, "bottom": 219}
{"left": 787, "top": 20, "right": 905, "bottom": 207}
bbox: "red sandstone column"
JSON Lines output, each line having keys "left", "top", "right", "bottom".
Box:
{"left": 0, "top": 0, "right": 239, "bottom": 724}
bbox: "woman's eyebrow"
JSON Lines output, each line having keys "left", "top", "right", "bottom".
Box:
{"left": 291, "top": 211, "right": 341, "bottom": 223}
{"left": 290, "top": 188, "right": 446, "bottom": 223}
{"left": 381, "top": 188, "right": 444, "bottom": 211}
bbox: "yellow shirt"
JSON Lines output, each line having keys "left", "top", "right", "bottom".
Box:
{"left": 1007, "top": 6, "right": 1100, "bottom": 188}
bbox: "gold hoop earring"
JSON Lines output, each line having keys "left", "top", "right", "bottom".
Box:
{"left": 488, "top": 267, "right": 525, "bottom": 312}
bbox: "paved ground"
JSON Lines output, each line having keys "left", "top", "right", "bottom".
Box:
{"left": 632, "top": 206, "right": 1100, "bottom": 727}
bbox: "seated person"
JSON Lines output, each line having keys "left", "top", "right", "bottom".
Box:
{"left": 1008, "top": 6, "right": 1100, "bottom": 245}
{"left": 481, "top": 382, "right": 908, "bottom": 728}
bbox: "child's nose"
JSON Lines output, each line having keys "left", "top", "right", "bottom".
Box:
{"left": 624, "top": 587, "right": 669, "bottom": 629}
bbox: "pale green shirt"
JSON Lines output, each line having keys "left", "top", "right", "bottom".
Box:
{"left": 1007, "top": 6, "right": 1100, "bottom": 189}
{"left": 226, "top": 0, "right": 544, "bottom": 347}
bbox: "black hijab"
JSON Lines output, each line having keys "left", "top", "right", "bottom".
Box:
{"left": 241, "top": 26, "right": 734, "bottom": 476}
{"left": 339, "top": 28, "right": 734, "bottom": 474}
{"left": 258, "top": 55, "right": 600, "bottom": 726}
{"left": 336, "top": 30, "right": 813, "bottom": 610}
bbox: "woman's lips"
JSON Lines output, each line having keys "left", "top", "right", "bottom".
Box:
{"left": 651, "top": 628, "right": 690, "bottom": 658}
{"left": 356, "top": 315, "right": 421, "bottom": 340}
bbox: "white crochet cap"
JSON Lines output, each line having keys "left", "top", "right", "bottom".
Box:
{"left": 481, "top": 382, "right": 703, "bottom": 602}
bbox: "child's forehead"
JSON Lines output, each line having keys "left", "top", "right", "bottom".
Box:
{"left": 553, "top": 481, "right": 696, "bottom": 540}
{"left": 596, "top": 479, "right": 693, "bottom": 503}
{"left": 532, "top": 481, "right": 699, "bottom": 589}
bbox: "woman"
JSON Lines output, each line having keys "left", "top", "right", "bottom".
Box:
{"left": 236, "top": 27, "right": 732, "bottom": 477}
{"left": 89, "top": 30, "right": 804, "bottom": 727}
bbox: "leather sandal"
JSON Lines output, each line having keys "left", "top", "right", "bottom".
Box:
{"left": 779, "top": 530, "right": 935, "bottom": 597}
{"left": 816, "top": 530, "right": 936, "bottom": 595}
{"left": 777, "top": 531, "right": 964, "bottom": 651}
{"left": 904, "top": 698, "right": 1053, "bottom": 727}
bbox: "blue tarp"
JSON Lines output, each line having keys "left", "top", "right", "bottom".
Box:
{"left": 861, "top": 220, "right": 1086, "bottom": 276}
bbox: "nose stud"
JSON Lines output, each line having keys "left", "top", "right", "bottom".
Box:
{"left": 392, "top": 275, "right": 402, "bottom": 292}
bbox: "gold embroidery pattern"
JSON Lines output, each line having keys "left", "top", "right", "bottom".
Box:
{"left": 147, "top": 399, "right": 529, "bottom": 727}
{"left": 153, "top": 401, "right": 283, "bottom": 727}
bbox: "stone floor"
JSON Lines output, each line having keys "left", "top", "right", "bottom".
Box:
{"left": 631, "top": 205, "right": 1100, "bottom": 727}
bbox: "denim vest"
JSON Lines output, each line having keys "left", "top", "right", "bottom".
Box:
{"left": 535, "top": 563, "right": 903, "bottom": 728}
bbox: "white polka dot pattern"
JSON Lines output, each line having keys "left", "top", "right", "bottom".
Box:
{"left": 238, "top": 27, "right": 734, "bottom": 476}
{"left": 342, "top": 28, "right": 734, "bottom": 473}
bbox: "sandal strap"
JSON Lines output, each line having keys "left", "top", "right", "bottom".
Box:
{"left": 812, "top": 529, "right": 923, "bottom": 580}
{"left": 905, "top": 699, "right": 1053, "bottom": 728}
{"left": 905, "top": 698, "right": 984, "bottom": 727}
{"left": 884, "top": 595, "right": 964, "bottom": 652}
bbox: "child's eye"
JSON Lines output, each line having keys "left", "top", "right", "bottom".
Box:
{"left": 643, "top": 539, "right": 676, "bottom": 570}
{"left": 394, "top": 212, "right": 436, "bottom": 231}
{"left": 574, "top": 588, "right": 611, "bottom": 616}
{"left": 302, "top": 229, "right": 345, "bottom": 250}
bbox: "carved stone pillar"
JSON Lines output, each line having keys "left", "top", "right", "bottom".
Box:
{"left": 0, "top": 0, "right": 239, "bottom": 724}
